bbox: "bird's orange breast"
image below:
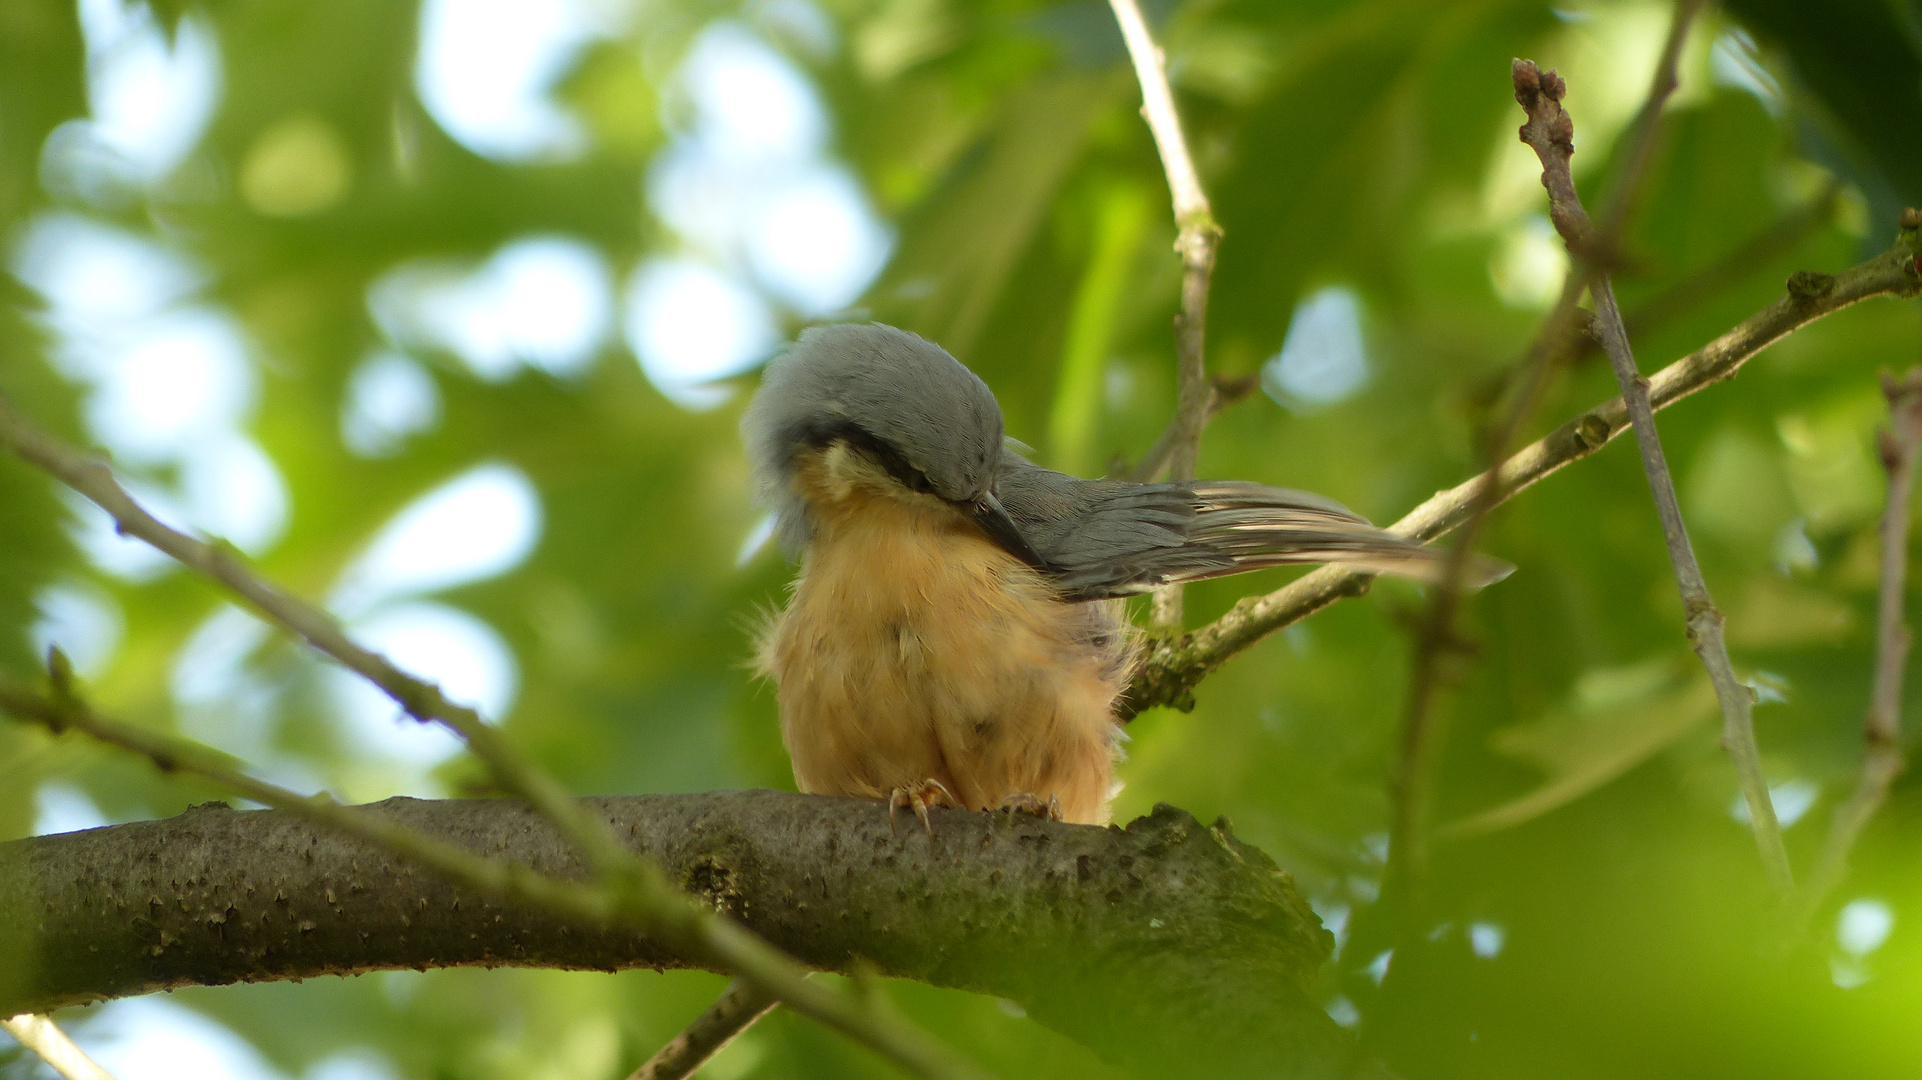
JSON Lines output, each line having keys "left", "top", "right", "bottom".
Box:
{"left": 758, "top": 451, "right": 1130, "bottom": 824}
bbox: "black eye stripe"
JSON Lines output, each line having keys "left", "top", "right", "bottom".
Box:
{"left": 786, "top": 418, "right": 936, "bottom": 495}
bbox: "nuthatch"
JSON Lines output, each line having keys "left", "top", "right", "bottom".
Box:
{"left": 746, "top": 323, "right": 1505, "bottom": 827}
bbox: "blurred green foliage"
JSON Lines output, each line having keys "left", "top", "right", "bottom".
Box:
{"left": 3, "top": 0, "right": 1921, "bottom": 1077}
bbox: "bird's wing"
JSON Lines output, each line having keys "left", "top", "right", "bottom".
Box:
{"left": 995, "top": 454, "right": 1510, "bottom": 600}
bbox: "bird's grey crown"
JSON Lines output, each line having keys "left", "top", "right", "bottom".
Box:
{"left": 744, "top": 323, "right": 1504, "bottom": 595}
{"left": 742, "top": 323, "right": 1006, "bottom": 552}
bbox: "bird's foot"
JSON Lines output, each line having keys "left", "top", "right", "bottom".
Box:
{"left": 996, "top": 792, "right": 1062, "bottom": 822}
{"left": 888, "top": 779, "right": 955, "bottom": 837}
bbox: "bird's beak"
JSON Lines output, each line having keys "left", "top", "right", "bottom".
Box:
{"left": 970, "top": 491, "right": 1046, "bottom": 570}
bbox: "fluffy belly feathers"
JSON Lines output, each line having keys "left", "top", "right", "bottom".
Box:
{"left": 760, "top": 487, "right": 1127, "bottom": 824}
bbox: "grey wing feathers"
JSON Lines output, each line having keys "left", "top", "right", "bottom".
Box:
{"left": 995, "top": 453, "right": 1508, "bottom": 600}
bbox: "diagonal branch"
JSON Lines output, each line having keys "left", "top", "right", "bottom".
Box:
{"left": 0, "top": 691, "right": 1377, "bottom": 1077}
{"left": 1120, "top": 222, "right": 1922, "bottom": 719}
{"left": 1388, "top": 5, "right": 1704, "bottom": 893}
{"left": 1108, "top": 0, "right": 1222, "bottom": 627}
{"left": 1512, "top": 55, "right": 1792, "bottom": 892}
{"left": 1794, "top": 357, "right": 1922, "bottom": 929}
{"left": 1, "top": 1014, "right": 118, "bottom": 1080}
{"left": 0, "top": 397, "right": 633, "bottom": 880}
{"left": 0, "top": 409, "right": 994, "bottom": 1080}
{"left": 629, "top": 979, "right": 780, "bottom": 1080}
{"left": 0, "top": 678, "right": 994, "bottom": 1080}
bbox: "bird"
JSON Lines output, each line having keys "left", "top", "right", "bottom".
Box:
{"left": 744, "top": 323, "right": 1507, "bottom": 829}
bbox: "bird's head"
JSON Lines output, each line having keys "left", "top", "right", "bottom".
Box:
{"left": 743, "top": 323, "right": 1038, "bottom": 564}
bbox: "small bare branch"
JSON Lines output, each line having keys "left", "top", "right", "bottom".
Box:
{"left": 1107, "top": 0, "right": 1222, "bottom": 627}
{"left": 0, "top": 402, "right": 998, "bottom": 1080}
{"left": 630, "top": 979, "right": 781, "bottom": 1080}
{"left": 1513, "top": 54, "right": 1792, "bottom": 894}
{"left": 1118, "top": 374, "right": 1258, "bottom": 482}
{"left": 2, "top": 1014, "right": 118, "bottom": 1080}
{"left": 1120, "top": 221, "right": 1922, "bottom": 719}
{"left": 1388, "top": 4, "right": 1706, "bottom": 894}
{"left": 0, "top": 678, "right": 995, "bottom": 1080}
{"left": 1794, "top": 361, "right": 1922, "bottom": 928}
{"left": 0, "top": 396, "right": 636, "bottom": 883}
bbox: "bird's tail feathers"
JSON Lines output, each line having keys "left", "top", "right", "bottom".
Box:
{"left": 1180, "top": 483, "right": 1514, "bottom": 588}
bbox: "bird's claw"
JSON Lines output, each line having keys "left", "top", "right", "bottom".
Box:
{"left": 888, "top": 779, "right": 955, "bottom": 837}
{"left": 996, "top": 792, "right": 1061, "bottom": 821}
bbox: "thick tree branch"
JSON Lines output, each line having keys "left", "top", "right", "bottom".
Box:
{"left": 0, "top": 679, "right": 991, "bottom": 1080}
{"left": 1108, "top": 0, "right": 1222, "bottom": 628}
{"left": 1120, "top": 223, "right": 1922, "bottom": 719}
{"left": 0, "top": 788, "right": 1387, "bottom": 1078}
{"left": 1795, "top": 361, "right": 1922, "bottom": 928}
{"left": 1513, "top": 56, "right": 1793, "bottom": 892}
{"left": 0, "top": 403, "right": 1002, "bottom": 1079}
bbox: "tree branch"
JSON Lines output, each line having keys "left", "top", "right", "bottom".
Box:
{"left": 2, "top": 1014, "right": 118, "bottom": 1080}
{"left": 1117, "top": 374, "right": 1258, "bottom": 483}
{"left": 0, "top": 397, "right": 641, "bottom": 885}
{"left": 1794, "top": 359, "right": 1922, "bottom": 928}
{"left": 1108, "top": 0, "right": 1222, "bottom": 628}
{"left": 1618, "top": 179, "right": 1842, "bottom": 346}
{"left": 1120, "top": 223, "right": 1922, "bottom": 719}
{"left": 630, "top": 979, "right": 780, "bottom": 1080}
{"left": 0, "top": 786, "right": 1382, "bottom": 1077}
{"left": 1389, "top": 5, "right": 1705, "bottom": 898}
{"left": 1512, "top": 56, "right": 1793, "bottom": 893}
{"left": 0, "top": 677, "right": 994, "bottom": 1080}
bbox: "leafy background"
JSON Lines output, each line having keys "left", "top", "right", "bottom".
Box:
{"left": 3, "top": 0, "right": 1921, "bottom": 1077}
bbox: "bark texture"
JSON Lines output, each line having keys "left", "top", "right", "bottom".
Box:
{"left": 0, "top": 790, "right": 1371, "bottom": 1078}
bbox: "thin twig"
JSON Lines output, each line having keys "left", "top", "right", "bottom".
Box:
{"left": 1108, "top": 0, "right": 1222, "bottom": 628}
{"left": 630, "top": 979, "right": 781, "bottom": 1080}
{"left": 1118, "top": 374, "right": 1257, "bottom": 482}
{"left": 1513, "top": 56, "right": 1793, "bottom": 894}
{"left": 1619, "top": 179, "right": 1842, "bottom": 344}
{"left": 1388, "top": 4, "right": 1703, "bottom": 892}
{"left": 2, "top": 1014, "right": 118, "bottom": 1080}
{"left": 0, "top": 679, "right": 995, "bottom": 1080}
{"left": 0, "top": 406, "right": 994, "bottom": 1080}
{"left": 0, "top": 396, "right": 635, "bottom": 883}
{"left": 1592, "top": 0, "right": 1708, "bottom": 249}
{"left": 1390, "top": 271, "right": 1589, "bottom": 890}
{"left": 1120, "top": 221, "right": 1922, "bottom": 718}
{"left": 1794, "top": 357, "right": 1922, "bottom": 929}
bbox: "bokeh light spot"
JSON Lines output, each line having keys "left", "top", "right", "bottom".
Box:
{"left": 623, "top": 258, "right": 775, "bottom": 408}
{"left": 1264, "top": 287, "right": 1368, "bottom": 411}
{"left": 415, "top": 0, "right": 599, "bottom": 161}
{"left": 342, "top": 353, "right": 443, "bottom": 458}
{"left": 332, "top": 463, "right": 543, "bottom": 617}
{"left": 240, "top": 114, "right": 352, "bottom": 216}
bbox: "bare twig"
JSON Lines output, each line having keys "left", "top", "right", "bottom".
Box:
{"left": 0, "top": 396, "right": 635, "bottom": 883}
{"left": 1389, "top": 269, "right": 1588, "bottom": 889}
{"left": 0, "top": 679, "right": 995, "bottom": 1080}
{"left": 2, "top": 1014, "right": 118, "bottom": 1080}
{"left": 1795, "top": 359, "right": 1922, "bottom": 928}
{"left": 630, "top": 979, "right": 781, "bottom": 1080}
{"left": 1387, "top": 5, "right": 1703, "bottom": 892}
{"left": 1108, "top": 0, "right": 1222, "bottom": 627}
{"left": 1619, "top": 179, "right": 1842, "bottom": 344}
{"left": 1592, "top": 0, "right": 1708, "bottom": 248}
{"left": 0, "top": 404, "right": 995, "bottom": 1080}
{"left": 1118, "top": 374, "right": 1257, "bottom": 482}
{"left": 1512, "top": 56, "right": 1793, "bottom": 894}
{"left": 1120, "top": 221, "right": 1922, "bottom": 718}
